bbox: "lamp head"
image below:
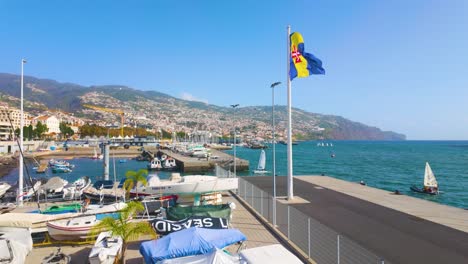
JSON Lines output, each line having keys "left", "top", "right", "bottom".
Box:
{"left": 271, "top": 82, "right": 281, "bottom": 88}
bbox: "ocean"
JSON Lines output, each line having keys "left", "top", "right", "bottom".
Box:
{"left": 3, "top": 141, "right": 468, "bottom": 209}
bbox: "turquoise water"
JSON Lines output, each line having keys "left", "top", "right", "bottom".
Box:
{"left": 4, "top": 141, "right": 468, "bottom": 209}
{"left": 228, "top": 141, "right": 468, "bottom": 209}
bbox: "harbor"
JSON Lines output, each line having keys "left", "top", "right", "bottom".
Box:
{"left": 20, "top": 145, "right": 249, "bottom": 174}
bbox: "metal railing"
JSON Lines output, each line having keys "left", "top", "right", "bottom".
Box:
{"left": 237, "top": 177, "right": 389, "bottom": 264}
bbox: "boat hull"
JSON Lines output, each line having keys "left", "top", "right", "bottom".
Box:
{"left": 410, "top": 186, "right": 438, "bottom": 195}
{"left": 134, "top": 177, "right": 238, "bottom": 196}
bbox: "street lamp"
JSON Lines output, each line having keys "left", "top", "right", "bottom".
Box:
{"left": 271, "top": 81, "right": 281, "bottom": 226}
{"left": 18, "top": 59, "right": 27, "bottom": 206}
{"left": 230, "top": 104, "right": 239, "bottom": 176}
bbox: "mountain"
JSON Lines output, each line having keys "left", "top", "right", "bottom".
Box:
{"left": 0, "top": 73, "right": 405, "bottom": 140}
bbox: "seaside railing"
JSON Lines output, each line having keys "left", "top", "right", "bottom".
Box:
{"left": 237, "top": 177, "right": 390, "bottom": 264}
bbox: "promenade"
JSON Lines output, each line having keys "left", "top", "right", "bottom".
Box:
{"left": 243, "top": 175, "right": 468, "bottom": 264}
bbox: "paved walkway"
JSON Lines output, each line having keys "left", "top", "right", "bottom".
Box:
{"left": 244, "top": 176, "right": 468, "bottom": 264}
{"left": 26, "top": 193, "right": 281, "bottom": 263}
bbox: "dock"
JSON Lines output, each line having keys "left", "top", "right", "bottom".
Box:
{"left": 35, "top": 163, "right": 48, "bottom": 173}
{"left": 25, "top": 192, "right": 298, "bottom": 264}
{"left": 241, "top": 175, "right": 468, "bottom": 264}
{"left": 158, "top": 148, "right": 249, "bottom": 173}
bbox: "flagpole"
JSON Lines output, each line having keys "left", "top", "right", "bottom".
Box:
{"left": 286, "top": 25, "right": 294, "bottom": 200}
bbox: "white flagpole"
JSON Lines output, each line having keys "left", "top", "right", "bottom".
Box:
{"left": 286, "top": 25, "right": 294, "bottom": 200}
{"left": 19, "top": 59, "right": 26, "bottom": 206}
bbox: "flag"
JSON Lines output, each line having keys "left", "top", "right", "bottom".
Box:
{"left": 289, "top": 32, "right": 325, "bottom": 80}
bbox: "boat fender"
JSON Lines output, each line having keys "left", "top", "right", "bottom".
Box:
{"left": 228, "top": 202, "right": 236, "bottom": 210}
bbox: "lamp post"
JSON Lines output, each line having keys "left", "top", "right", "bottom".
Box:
{"left": 230, "top": 104, "right": 239, "bottom": 176}
{"left": 271, "top": 81, "right": 281, "bottom": 226}
{"left": 18, "top": 59, "right": 26, "bottom": 206}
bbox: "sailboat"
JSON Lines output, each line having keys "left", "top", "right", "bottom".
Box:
{"left": 410, "top": 162, "right": 439, "bottom": 195}
{"left": 253, "top": 150, "right": 268, "bottom": 174}
{"left": 92, "top": 147, "right": 98, "bottom": 159}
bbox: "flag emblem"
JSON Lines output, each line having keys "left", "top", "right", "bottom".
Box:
{"left": 289, "top": 32, "right": 325, "bottom": 80}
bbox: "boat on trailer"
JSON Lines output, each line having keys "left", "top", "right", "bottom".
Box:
{"left": 130, "top": 173, "right": 238, "bottom": 197}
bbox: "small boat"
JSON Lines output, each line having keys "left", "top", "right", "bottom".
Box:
{"left": 88, "top": 231, "right": 123, "bottom": 264}
{"left": 131, "top": 174, "right": 238, "bottom": 197}
{"left": 92, "top": 147, "right": 99, "bottom": 159}
{"left": 139, "top": 227, "right": 246, "bottom": 263}
{"left": 239, "top": 244, "right": 303, "bottom": 264}
{"left": 51, "top": 164, "right": 72, "bottom": 173}
{"left": 41, "top": 248, "right": 71, "bottom": 264}
{"left": 0, "top": 182, "right": 11, "bottom": 198}
{"left": 19, "top": 181, "right": 42, "bottom": 201}
{"left": 0, "top": 203, "right": 16, "bottom": 214}
{"left": 166, "top": 203, "right": 234, "bottom": 221}
{"left": 83, "top": 180, "right": 126, "bottom": 204}
{"left": 410, "top": 162, "right": 439, "bottom": 195}
{"left": 0, "top": 227, "right": 33, "bottom": 264}
{"left": 147, "top": 158, "right": 162, "bottom": 170}
{"left": 163, "top": 157, "right": 177, "bottom": 170}
{"left": 47, "top": 213, "right": 120, "bottom": 241}
{"left": 40, "top": 177, "right": 69, "bottom": 195}
{"left": 41, "top": 203, "right": 82, "bottom": 215}
{"left": 140, "top": 195, "right": 178, "bottom": 217}
{"left": 253, "top": 150, "right": 268, "bottom": 174}
{"left": 118, "top": 159, "right": 127, "bottom": 163}
{"left": 62, "top": 176, "right": 92, "bottom": 200}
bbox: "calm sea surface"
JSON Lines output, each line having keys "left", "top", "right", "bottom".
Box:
{"left": 4, "top": 141, "right": 468, "bottom": 209}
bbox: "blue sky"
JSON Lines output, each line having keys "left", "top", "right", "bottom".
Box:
{"left": 1, "top": 0, "right": 467, "bottom": 139}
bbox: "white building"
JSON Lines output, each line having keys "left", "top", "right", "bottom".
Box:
{"left": 32, "top": 115, "right": 61, "bottom": 135}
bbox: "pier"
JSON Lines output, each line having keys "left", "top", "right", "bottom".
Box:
{"left": 240, "top": 175, "right": 468, "bottom": 264}
{"left": 158, "top": 148, "right": 249, "bottom": 173}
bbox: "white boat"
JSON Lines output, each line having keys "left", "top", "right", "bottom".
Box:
{"left": 20, "top": 181, "right": 42, "bottom": 201}
{"left": 63, "top": 176, "right": 92, "bottom": 200}
{"left": 131, "top": 173, "right": 238, "bottom": 197}
{"left": 163, "top": 158, "right": 177, "bottom": 169}
{"left": 0, "top": 182, "right": 11, "bottom": 198}
{"left": 88, "top": 231, "right": 123, "bottom": 264}
{"left": 40, "top": 177, "right": 68, "bottom": 195}
{"left": 239, "top": 244, "right": 303, "bottom": 264}
{"left": 46, "top": 212, "right": 119, "bottom": 241}
{"left": 410, "top": 162, "right": 439, "bottom": 195}
{"left": 92, "top": 147, "right": 98, "bottom": 159}
{"left": 0, "top": 227, "right": 33, "bottom": 264}
{"left": 148, "top": 158, "right": 162, "bottom": 170}
{"left": 253, "top": 150, "right": 268, "bottom": 174}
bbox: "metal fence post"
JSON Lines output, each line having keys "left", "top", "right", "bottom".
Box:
{"left": 251, "top": 184, "right": 254, "bottom": 206}
{"left": 337, "top": 235, "right": 341, "bottom": 264}
{"left": 260, "top": 191, "right": 263, "bottom": 216}
{"left": 244, "top": 180, "right": 247, "bottom": 199}
{"left": 308, "top": 217, "right": 311, "bottom": 258}
{"left": 287, "top": 206, "right": 290, "bottom": 239}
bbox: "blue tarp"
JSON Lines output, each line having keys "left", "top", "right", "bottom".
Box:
{"left": 139, "top": 227, "right": 246, "bottom": 264}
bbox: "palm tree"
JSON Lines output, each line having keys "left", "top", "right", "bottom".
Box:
{"left": 123, "top": 169, "right": 148, "bottom": 199}
{"left": 91, "top": 201, "right": 155, "bottom": 264}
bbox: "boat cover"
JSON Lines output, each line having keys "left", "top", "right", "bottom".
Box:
{"left": 139, "top": 227, "right": 246, "bottom": 264}
{"left": 151, "top": 216, "right": 229, "bottom": 236}
{"left": 166, "top": 204, "right": 231, "bottom": 221}
{"left": 160, "top": 249, "right": 240, "bottom": 264}
{"left": 41, "top": 177, "right": 66, "bottom": 191}
{"left": 0, "top": 227, "right": 33, "bottom": 264}
{"left": 239, "top": 244, "right": 303, "bottom": 264}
